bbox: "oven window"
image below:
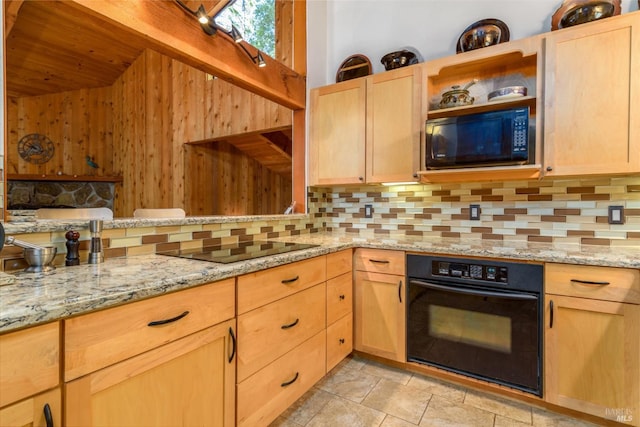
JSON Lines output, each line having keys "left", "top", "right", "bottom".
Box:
{"left": 429, "top": 305, "right": 511, "bottom": 353}
{"left": 407, "top": 281, "right": 540, "bottom": 394}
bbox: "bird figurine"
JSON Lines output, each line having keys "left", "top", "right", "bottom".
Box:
{"left": 86, "top": 155, "right": 99, "bottom": 169}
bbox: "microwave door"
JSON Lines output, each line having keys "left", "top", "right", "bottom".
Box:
{"left": 427, "top": 122, "right": 458, "bottom": 168}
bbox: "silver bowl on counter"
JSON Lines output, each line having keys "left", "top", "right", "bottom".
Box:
{"left": 5, "top": 236, "right": 57, "bottom": 273}
{"left": 23, "top": 247, "right": 57, "bottom": 273}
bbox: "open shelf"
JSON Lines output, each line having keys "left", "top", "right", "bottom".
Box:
{"left": 427, "top": 96, "right": 536, "bottom": 119}
{"left": 418, "top": 164, "right": 542, "bottom": 183}
{"left": 7, "top": 174, "right": 124, "bottom": 183}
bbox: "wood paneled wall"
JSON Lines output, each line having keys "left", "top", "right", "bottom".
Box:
{"left": 112, "top": 49, "right": 292, "bottom": 217}
{"left": 170, "top": 60, "right": 292, "bottom": 143}
{"left": 7, "top": 48, "right": 293, "bottom": 217}
{"left": 185, "top": 141, "right": 293, "bottom": 216}
{"left": 6, "top": 87, "right": 114, "bottom": 176}
{"left": 111, "top": 50, "right": 180, "bottom": 215}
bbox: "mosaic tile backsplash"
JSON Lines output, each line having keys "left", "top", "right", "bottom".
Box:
{"left": 1, "top": 216, "right": 321, "bottom": 271}
{"left": 2, "top": 176, "right": 638, "bottom": 271}
{"left": 308, "top": 176, "right": 640, "bottom": 247}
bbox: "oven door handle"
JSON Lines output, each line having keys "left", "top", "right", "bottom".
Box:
{"left": 409, "top": 279, "right": 538, "bottom": 301}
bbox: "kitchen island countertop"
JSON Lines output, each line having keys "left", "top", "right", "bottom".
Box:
{"left": 1, "top": 232, "right": 638, "bottom": 334}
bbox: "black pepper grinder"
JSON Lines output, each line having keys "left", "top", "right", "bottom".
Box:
{"left": 65, "top": 230, "right": 81, "bottom": 266}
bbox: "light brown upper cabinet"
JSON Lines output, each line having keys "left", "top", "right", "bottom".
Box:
{"left": 544, "top": 12, "right": 640, "bottom": 177}
{"left": 309, "top": 65, "right": 422, "bottom": 185}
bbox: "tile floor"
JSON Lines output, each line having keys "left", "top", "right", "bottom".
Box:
{"left": 270, "top": 355, "right": 599, "bottom": 427}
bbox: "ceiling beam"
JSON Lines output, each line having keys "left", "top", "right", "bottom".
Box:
{"left": 66, "top": 0, "right": 306, "bottom": 110}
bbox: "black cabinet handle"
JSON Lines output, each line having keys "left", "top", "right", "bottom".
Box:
{"left": 44, "top": 403, "right": 53, "bottom": 427}
{"left": 398, "top": 280, "right": 403, "bottom": 303}
{"left": 147, "top": 310, "right": 189, "bottom": 327}
{"left": 339, "top": 338, "right": 345, "bottom": 344}
{"left": 570, "top": 279, "right": 610, "bottom": 286}
{"left": 228, "top": 327, "right": 236, "bottom": 363}
{"left": 369, "top": 259, "right": 390, "bottom": 264}
{"left": 339, "top": 294, "right": 345, "bottom": 300}
{"left": 281, "top": 276, "right": 299, "bottom": 284}
{"left": 546, "top": 166, "right": 553, "bottom": 172}
{"left": 281, "top": 372, "right": 299, "bottom": 387}
{"left": 550, "top": 300, "right": 554, "bottom": 329}
{"left": 281, "top": 318, "right": 299, "bottom": 329}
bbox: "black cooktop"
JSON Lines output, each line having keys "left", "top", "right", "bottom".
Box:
{"left": 157, "top": 240, "right": 319, "bottom": 264}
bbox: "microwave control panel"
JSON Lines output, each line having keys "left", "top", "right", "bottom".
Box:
{"left": 513, "top": 116, "right": 528, "bottom": 153}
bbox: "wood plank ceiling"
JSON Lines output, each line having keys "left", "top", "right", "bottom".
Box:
{"left": 4, "top": 0, "right": 294, "bottom": 177}
{"left": 5, "top": 0, "right": 145, "bottom": 98}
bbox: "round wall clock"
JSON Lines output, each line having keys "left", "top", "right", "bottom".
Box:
{"left": 18, "top": 133, "right": 55, "bottom": 164}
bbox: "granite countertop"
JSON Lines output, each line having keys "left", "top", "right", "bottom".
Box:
{"left": 1, "top": 232, "right": 638, "bottom": 334}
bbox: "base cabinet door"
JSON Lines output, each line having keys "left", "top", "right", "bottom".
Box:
{"left": 327, "top": 314, "right": 353, "bottom": 372}
{"left": 545, "top": 295, "right": 640, "bottom": 425}
{"left": 0, "top": 388, "right": 61, "bottom": 427}
{"left": 354, "top": 270, "right": 406, "bottom": 362}
{"left": 65, "top": 320, "right": 236, "bottom": 427}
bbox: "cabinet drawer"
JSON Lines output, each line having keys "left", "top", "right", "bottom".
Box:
{"left": 238, "top": 256, "right": 326, "bottom": 314}
{"left": 237, "top": 331, "right": 326, "bottom": 427}
{"left": 546, "top": 263, "right": 640, "bottom": 304}
{"left": 327, "top": 249, "right": 352, "bottom": 279}
{"left": 65, "top": 278, "right": 235, "bottom": 381}
{"left": 0, "top": 322, "right": 59, "bottom": 408}
{"left": 237, "top": 284, "right": 326, "bottom": 382}
{"left": 327, "top": 314, "right": 353, "bottom": 373}
{"left": 354, "top": 248, "right": 405, "bottom": 275}
{"left": 327, "top": 272, "right": 353, "bottom": 325}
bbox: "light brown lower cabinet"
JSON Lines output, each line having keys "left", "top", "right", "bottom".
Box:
{"left": 0, "top": 322, "right": 60, "bottom": 427}
{"left": 326, "top": 250, "right": 354, "bottom": 373}
{"left": 545, "top": 263, "right": 640, "bottom": 426}
{"left": 545, "top": 295, "right": 639, "bottom": 425}
{"left": 0, "top": 388, "right": 61, "bottom": 427}
{"left": 65, "top": 320, "right": 236, "bottom": 427}
{"left": 237, "top": 331, "right": 326, "bottom": 427}
{"left": 326, "top": 314, "right": 353, "bottom": 372}
{"left": 354, "top": 269, "right": 406, "bottom": 362}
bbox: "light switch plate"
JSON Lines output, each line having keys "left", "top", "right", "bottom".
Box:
{"left": 608, "top": 206, "right": 624, "bottom": 224}
{"left": 470, "top": 204, "right": 481, "bottom": 221}
{"left": 364, "top": 204, "right": 373, "bottom": 218}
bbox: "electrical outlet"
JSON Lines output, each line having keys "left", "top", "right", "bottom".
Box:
{"left": 470, "top": 204, "right": 481, "bottom": 221}
{"left": 364, "top": 204, "right": 373, "bottom": 218}
{"left": 608, "top": 206, "right": 625, "bottom": 224}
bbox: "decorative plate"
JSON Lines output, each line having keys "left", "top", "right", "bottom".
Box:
{"left": 551, "top": 0, "right": 621, "bottom": 30}
{"left": 336, "top": 54, "right": 372, "bottom": 83}
{"left": 17, "top": 133, "right": 55, "bottom": 164}
{"left": 456, "top": 19, "right": 510, "bottom": 54}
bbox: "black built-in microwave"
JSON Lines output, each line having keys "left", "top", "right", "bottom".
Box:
{"left": 425, "top": 107, "right": 532, "bottom": 169}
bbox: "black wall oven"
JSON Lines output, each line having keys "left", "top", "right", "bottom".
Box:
{"left": 407, "top": 255, "right": 543, "bottom": 396}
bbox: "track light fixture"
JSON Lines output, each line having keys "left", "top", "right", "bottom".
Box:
{"left": 232, "top": 26, "right": 267, "bottom": 67}
{"left": 174, "top": 0, "right": 266, "bottom": 67}
{"left": 230, "top": 25, "right": 243, "bottom": 43}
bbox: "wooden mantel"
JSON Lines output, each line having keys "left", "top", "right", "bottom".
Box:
{"left": 7, "top": 174, "right": 123, "bottom": 183}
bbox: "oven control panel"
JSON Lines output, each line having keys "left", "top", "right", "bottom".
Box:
{"left": 432, "top": 261, "right": 508, "bottom": 283}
